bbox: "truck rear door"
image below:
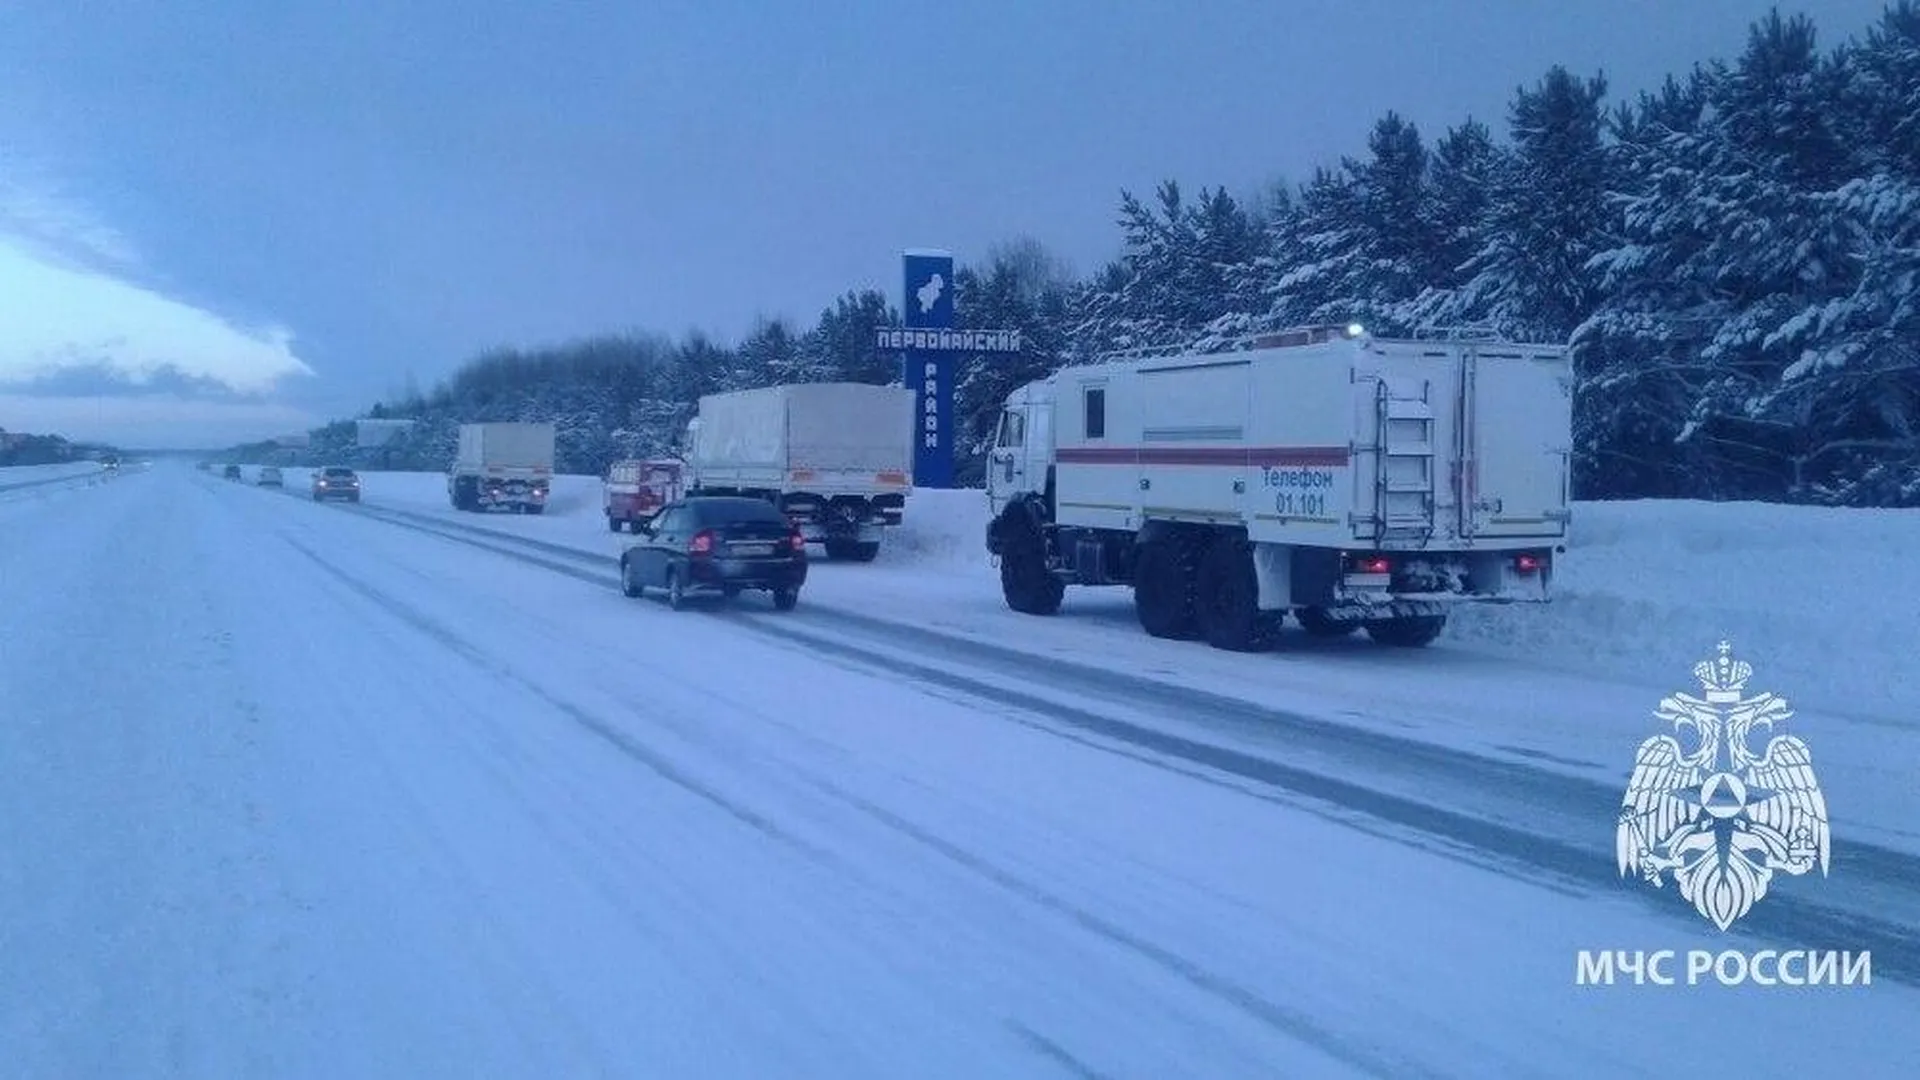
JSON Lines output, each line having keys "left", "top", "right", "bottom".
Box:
{"left": 1458, "top": 345, "right": 1572, "bottom": 540}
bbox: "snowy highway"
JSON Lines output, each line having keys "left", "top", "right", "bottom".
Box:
{"left": 5, "top": 462, "right": 1918, "bottom": 1079}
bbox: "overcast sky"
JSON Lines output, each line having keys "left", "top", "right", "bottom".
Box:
{"left": 0, "top": 0, "right": 1893, "bottom": 449}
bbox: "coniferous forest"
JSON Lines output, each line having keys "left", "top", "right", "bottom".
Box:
{"left": 259, "top": 6, "right": 1920, "bottom": 506}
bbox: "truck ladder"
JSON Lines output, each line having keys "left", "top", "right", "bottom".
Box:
{"left": 1368, "top": 377, "right": 1437, "bottom": 544}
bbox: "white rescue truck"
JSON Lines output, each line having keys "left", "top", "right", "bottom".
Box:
{"left": 984, "top": 325, "right": 1572, "bottom": 650}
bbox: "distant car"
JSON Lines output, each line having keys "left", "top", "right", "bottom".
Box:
{"left": 619, "top": 496, "right": 806, "bottom": 610}
{"left": 257, "top": 465, "right": 283, "bottom": 487}
{"left": 312, "top": 466, "right": 361, "bottom": 503}
{"left": 223, "top": 464, "right": 241, "bottom": 480}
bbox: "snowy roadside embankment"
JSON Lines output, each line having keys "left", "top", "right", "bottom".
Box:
{"left": 0, "top": 460, "right": 106, "bottom": 490}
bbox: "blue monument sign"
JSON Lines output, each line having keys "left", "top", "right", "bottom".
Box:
{"left": 879, "top": 249, "right": 1022, "bottom": 489}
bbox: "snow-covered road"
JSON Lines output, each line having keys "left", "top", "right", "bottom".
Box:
{"left": 4, "top": 462, "right": 1916, "bottom": 1078}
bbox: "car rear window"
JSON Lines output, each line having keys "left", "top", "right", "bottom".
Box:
{"left": 694, "top": 499, "right": 784, "bottom": 525}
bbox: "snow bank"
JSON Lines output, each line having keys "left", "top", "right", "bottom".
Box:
{"left": 860, "top": 490, "right": 1920, "bottom": 719}
{"left": 0, "top": 461, "right": 104, "bottom": 489}
{"left": 882, "top": 488, "right": 993, "bottom": 570}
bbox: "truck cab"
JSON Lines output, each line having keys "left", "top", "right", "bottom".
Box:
{"left": 986, "top": 380, "right": 1056, "bottom": 519}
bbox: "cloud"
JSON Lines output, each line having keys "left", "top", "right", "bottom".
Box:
{"left": 0, "top": 164, "right": 314, "bottom": 405}
{"left": 0, "top": 359, "right": 251, "bottom": 400}
{"left": 0, "top": 240, "right": 315, "bottom": 395}
{"left": 0, "top": 393, "right": 317, "bottom": 450}
{"left": 0, "top": 160, "right": 143, "bottom": 273}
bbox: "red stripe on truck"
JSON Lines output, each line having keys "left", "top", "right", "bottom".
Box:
{"left": 1056, "top": 446, "right": 1350, "bottom": 467}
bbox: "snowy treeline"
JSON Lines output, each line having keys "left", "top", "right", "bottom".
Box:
{"left": 270, "top": 5, "right": 1920, "bottom": 505}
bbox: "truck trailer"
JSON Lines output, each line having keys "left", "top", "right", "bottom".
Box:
{"left": 448, "top": 422, "right": 555, "bottom": 513}
{"left": 684, "top": 383, "right": 913, "bottom": 561}
{"left": 984, "top": 325, "right": 1572, "bottom": 650}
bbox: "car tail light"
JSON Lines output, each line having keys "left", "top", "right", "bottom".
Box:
{"left": 1515, "top": 552, "right": 1545, "bottom": 573}
{"left": 789, "top": 529, "right": 806, "bottom": 552}
{"left": 688, "top": 529, "right": 715, "bottom": 555}
{"left": 1350, "top": 555, "right": 1391, "bottom": 575}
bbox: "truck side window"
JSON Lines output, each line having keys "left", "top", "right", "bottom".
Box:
{"left": 999, "top": 410, "right": 1024, "bottom": 448}
{"left": 1084, "top": 388, "right": 1105, "bottom": 439}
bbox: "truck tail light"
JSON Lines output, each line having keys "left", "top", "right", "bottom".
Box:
{"left": 1515, "top": 552, "right": 1545, "bottom": 573}
{"left": 789, "top": 529, "right": 806, "bottom": 552}
{"left": 688, "top": 529, "right": 715, "bottom": 555}
{"left": 1349, "top": 555, "right": 1391, "bottom": 574}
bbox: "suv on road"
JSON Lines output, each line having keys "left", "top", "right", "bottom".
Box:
{"left": 312, "top": 466, "right": 361, "bottom": 502}
{"left": 223, "top": 464, "right": 241, "bottom": 480}
{"left": 619, "top": 496, "right": 806, "bottom": 610}
{"left": 257, "top": 465, "right": 283, "bottom": 487}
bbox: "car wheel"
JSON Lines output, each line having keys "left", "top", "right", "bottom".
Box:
{"left": 666, "top": 569, "right": 687, "bottom": 610}
{"left": 773, "top": 586, "right": 799, "bottom": 612}
{"left": 620, "top": 557, "right": 644, "bottom": 598}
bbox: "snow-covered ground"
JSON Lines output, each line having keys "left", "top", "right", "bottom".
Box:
{"left": 5, "top": 461, "right": 1917, "bottom": 1078}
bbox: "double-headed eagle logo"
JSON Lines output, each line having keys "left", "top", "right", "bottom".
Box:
{"left": 1616, "top": 641, "right": 1831, "bottom": 930}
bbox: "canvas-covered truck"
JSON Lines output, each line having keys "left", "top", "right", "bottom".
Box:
{"left": 684, "top": 383, "right": 913, "bottom": 561}
{"left": 448, "top": 422, "right": 555, "bottom": 513}
{"left": 603, "top": 458, "right": 684, "bottom": 532}
{"left": 983, "top": 325, "right": 1572, "bottom": 651}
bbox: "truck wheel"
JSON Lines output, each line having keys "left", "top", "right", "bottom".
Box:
{"left": 1133, "top": 540, "right": 1199, "bottom": 639}
{"left": 1364, "top": 614, "right": 1447, "bottom": 647}
{"left": 620, "top": 557, "right": 644, "bottom": 598}
{"left": 999, "top": 535, "right": 1063, "bottom": 615}
{"left": 1195, "top": 539, "right": 1273, "bottom": 652}
{"left": 608, "top": 516, "right": 622, "bottom": 533}
{"left": 1296, "top": 607, "right": 1360, "bottom": 637}
{"left": 849, "top": 541, "right": 880, "bottom": 562}
{"left": 772, "top": 587, "right": 799, "bottom": 612}
{"left": 526, "top": 505, "right": 544, "bottom": 516}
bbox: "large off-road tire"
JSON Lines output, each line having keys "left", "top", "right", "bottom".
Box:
{"left": 1364, "top": 614, "right": 1447, "bottom": 647}
{"left": 1195, "top": 538, "right": 1273, "bottom": 652}
{"left": 1133, "top": 539, "right": 1200, "bottom": 640}
{"left": 999, "top": 532, "right": 1064, "bottom": 615}
{"left": 1296, "top": 606, "right": 1361, "bottom": 637}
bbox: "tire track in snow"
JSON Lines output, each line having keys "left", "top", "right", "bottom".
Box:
{"left": 274, "top": 514, "right": 1425, "bottom": 1078}
{"left": 309, "top": 497, "right": 1920, "bottom": 988}
{"left": 275, "top": 532, "right": 841, "bottom": 865}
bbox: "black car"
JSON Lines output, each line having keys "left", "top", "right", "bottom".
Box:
{"left": 619, "top": 496, "right": 806, "bottom": 610}
{"left": 312, "top": 466, "right": 361, "bottom": 502}
{"left": 223, "top": 464, "right": 242, "bottom": 480}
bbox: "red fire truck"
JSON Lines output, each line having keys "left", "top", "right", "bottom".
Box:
{"left": 603, "top": 459, "right": 684, "bottom": 532}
